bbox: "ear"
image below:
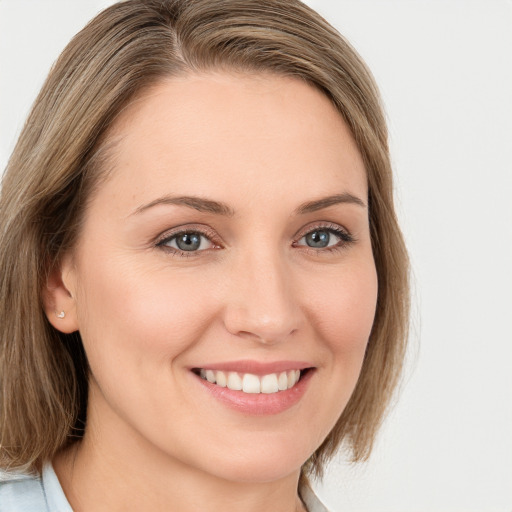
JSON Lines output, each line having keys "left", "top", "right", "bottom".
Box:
{"left": 42, "top": 255, "right": 80, "bottom": 334}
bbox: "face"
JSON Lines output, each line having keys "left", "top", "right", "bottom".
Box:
{"left": 55, "top": 72, "right": 377, "bottom": 483}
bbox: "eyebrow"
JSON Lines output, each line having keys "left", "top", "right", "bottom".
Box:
{"left": 294, "top": 193, "right": 367, "bottom": 214}
{"left": 132, "top": 195, "right": 235, "bottom": 217}
{"left": 132, "top": 192, "right": 366, "bottom": 217}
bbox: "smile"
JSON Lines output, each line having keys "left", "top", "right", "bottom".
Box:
{"left": 196, "top": 368, "right": 302, "bottom": 394}
{"left": 191, "top": 361, "right": 315, "bottom": 415}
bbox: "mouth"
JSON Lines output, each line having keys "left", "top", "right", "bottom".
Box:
{"left": 192, "top": 367, "right": 311, "bottom": 394}
{"left": 190, "top": 363, "right": 315, "bottom": 415}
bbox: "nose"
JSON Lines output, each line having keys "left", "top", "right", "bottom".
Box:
{"left": 222, "top": 249, "right": 302, "bottom": 345}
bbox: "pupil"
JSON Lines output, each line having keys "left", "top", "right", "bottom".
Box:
{"left": 306, "top": 230, "right": 329, "bottom": 248}
{"left": 176, "top": 233, "right": 201, "bottom": 251}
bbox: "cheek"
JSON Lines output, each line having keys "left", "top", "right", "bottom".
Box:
{"left": 306, "top": 259, "right": 378, "bottom": 357}
{"left": 304, "top": 256, "right": 377, "bottom": 424}
{"left": 74, "top": 254, "right": 219, "bottom": 370}
{"left": 73, "top": 255, "right": 222, "bottom": 442}
{"left": 289, "top": 256, "right": 378, "bottom": 449}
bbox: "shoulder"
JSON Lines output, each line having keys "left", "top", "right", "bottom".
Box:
{"left": 0, "top": 469, "right": 48, "bottom": 512}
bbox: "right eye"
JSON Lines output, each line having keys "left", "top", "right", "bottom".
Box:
{"left": 158, "top": 231, "right": 214, "bottom": 253}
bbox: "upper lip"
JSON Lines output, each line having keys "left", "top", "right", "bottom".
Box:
{"left": 191, "top": 360, "right": 313, "bottom": 375}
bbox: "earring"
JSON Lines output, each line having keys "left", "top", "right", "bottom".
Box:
{"left": 56, "top": 311, "right": 65, "bottom": 319}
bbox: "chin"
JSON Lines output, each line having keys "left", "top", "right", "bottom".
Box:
{"left": 187, "top": 435, "right": 312, "bottom": 484}
{"left": 209, "top": 456, "right": 304, "bottom": 484}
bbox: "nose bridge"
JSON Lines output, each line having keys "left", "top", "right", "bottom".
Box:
{"left": 223, "top": 242, "right": 301, "bottom": 343}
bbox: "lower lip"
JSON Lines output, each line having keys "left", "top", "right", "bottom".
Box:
{"left": 193, "top": 369, "right": 314, "bottom": 416}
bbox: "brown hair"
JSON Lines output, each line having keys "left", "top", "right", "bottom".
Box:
{"left": 0, "top": 0, "right": 409, "bottom": 479}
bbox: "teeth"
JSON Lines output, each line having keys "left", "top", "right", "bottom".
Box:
{"left": 216, "top": 370, "right": 227, "bottom": 387}
{"left": 227, "top": 372, "right": 242, "bottom": 390}
{"left": 261, "top": 373, "right": 279, "bottom": 394}
{"left": 242, "top": 373, "right": 260, "bottom": 393}
{"left": 198, "top": 369, "right": 303, "bottom": 394}
{"left": 277, "top": 371, "right": 288, "bottom": 391}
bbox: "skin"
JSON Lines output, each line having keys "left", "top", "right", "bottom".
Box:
{"left": 45, "top": 72, "right": 378, "bottom": 512}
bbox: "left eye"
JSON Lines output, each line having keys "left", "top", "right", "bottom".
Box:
{"left": 159, "top": 231, "right": 213, "bottom": 252}
{"left": 296, "top": 229, "right": 343, "bottom": 249}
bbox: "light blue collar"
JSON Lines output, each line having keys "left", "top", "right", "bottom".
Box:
{"left": 42, "top": 462, "right": 73, "bottom": 512}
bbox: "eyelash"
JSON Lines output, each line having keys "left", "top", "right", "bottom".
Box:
{"left": 155, "top": 225, "right": 220, "bottom": 258}
{"left": 155, "top": 222, "right": 355, "bottom": 258}
{"left": 294, "top": 223, "right": 355, "bottom": 255}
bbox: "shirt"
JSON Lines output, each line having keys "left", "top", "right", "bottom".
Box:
{"left": 0, "top": 463, "right": 72, "bottom": 512}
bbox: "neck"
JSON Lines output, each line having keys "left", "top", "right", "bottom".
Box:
{"left": 54, "top": 417, "right": 306, "bottom": 512}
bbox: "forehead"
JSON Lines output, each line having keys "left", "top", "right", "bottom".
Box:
{"left": 95, "top": 72, "right": 367, "bottom": 215}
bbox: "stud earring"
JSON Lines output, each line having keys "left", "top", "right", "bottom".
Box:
{"left": 56, "top": 311, "right": 65, "bottom": 319}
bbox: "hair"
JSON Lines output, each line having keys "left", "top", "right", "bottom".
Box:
{"left": 0, "top": 0, "right": 409, "bottom": 481}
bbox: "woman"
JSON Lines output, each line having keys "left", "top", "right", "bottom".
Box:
{"left": 0, "top": 1, "right": 409, "bottom": 510}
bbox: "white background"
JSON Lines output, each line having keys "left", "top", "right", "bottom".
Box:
{"left": 1, "top": 1, "right": 511, "bottom": 511}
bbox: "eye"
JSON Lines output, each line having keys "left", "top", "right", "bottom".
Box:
{"left": 295, "top": 225, "right": 353, "bottom": 250}
{"left": 158, "top": 231, "right": 214, "bottom": 252}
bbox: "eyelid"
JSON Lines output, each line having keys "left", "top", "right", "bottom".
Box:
{"left": 155, "top": 224, "right": 223, "bottom": 249}
{"left": 153, "top": 221, "right": 355, "bottom": 257}
{"left": 293, "top": 221, "right": 353, "bottom": 242}
{"left": 292, "top": 222, "right": 356, "bottom": 254}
